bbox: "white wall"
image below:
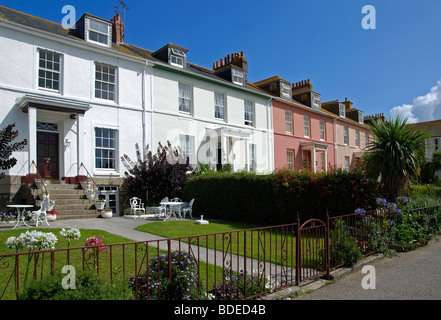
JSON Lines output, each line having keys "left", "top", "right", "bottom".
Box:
{"left": 152, "top": 67, "right": 274, "bottom": 173}
{"left": 0, "top": 21, "right": 151, "bottom": 178}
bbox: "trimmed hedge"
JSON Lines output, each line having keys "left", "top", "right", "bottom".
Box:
{"left": 183, "top": 170, "right": 380, "bottom": 224}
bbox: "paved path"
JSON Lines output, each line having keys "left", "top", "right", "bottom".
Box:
{"left": 295, "top": 236, "right": 441, "bottom": 300}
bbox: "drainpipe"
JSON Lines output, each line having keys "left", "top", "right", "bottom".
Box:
{"left": 266, "top": 96, "right": 273, "bottom": 172}
{"left": 142, "top": 64, "right": 146, "bottom": 160}
{"left": 333, "top": 117, "right": 338, "bottom": 168}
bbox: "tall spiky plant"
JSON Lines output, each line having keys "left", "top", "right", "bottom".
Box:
{"left": 363, "top": 116, "right": 431, "bottom": 200}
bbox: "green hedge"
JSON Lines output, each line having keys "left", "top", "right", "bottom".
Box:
{"left": 183, "top": 170, "right": 380, "bottom": 224}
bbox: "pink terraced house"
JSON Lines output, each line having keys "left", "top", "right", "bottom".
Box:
{"left": 254, "top": 77, "right": 371, "bottom": 172}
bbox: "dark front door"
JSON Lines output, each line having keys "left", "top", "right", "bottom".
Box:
{"left": 37, "top": 132, "right": 59, "bottom": 178}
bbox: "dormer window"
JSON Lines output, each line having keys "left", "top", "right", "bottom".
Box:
{"left": 169, "top": 48, "right": 186, "bottom": 68}
{"left": 232, "top": 68, "right": 244, "bottom": 86}
{"left": 86, "top": 17, "right": 111, "bottom": 47}
{"left": 312, "top": 92, "right": 321, "bottom": 110}
{"left": 339, "top": 103, "right": 346, "bottom": 118}
{"left": 281, "top": 82, "right": 292, "bottom": 99}
{"left": 358, "top": 111, "right": 364, "bottom": 124}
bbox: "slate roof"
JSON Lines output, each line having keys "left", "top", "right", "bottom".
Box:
{"left": 0, "top": 5, "right": 268, "bottom": 96}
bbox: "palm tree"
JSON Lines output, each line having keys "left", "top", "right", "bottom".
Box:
{"left": 363, "top": 116, "right": 431, "bottom": 201}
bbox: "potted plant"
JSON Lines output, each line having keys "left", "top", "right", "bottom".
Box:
{"left": 39, "top": 190, "right": 49, "bottom": 200}
{"left": 35, "top": 178, "right": 47, "bottom": 190}
{"left": 80, "top": 179, "right": 93, "bottom": 190}
{"left": 95, "top": 199, "right": 105, "bottom": 210}
{"left": 48, "top": 200, "right": 55, "bottom": 211}
{"left": 85, "top": 189, "right": 95, "bottom": 200}
{"left": 46, "top": 210, "right": 58, "bottom": 221}
{"left": 101, "top": 208, "right": 113, "bottom": 219}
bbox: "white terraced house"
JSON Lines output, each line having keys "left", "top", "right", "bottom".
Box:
{"left": 0, "top": 6, "right": 274, "bottom": 217}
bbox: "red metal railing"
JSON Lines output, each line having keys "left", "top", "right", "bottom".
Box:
{"left": 1, "top": 205, "right": 439, "bottom": 300}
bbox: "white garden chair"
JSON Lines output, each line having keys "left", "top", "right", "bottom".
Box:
{"left": 33, "top": 196, "right": 50, "bottom": 227}
{"left": 130, "top": 197, "right": 146, "bottom": 217}
{"left": 182, "top": 198, "right": 194, "bottom": 219}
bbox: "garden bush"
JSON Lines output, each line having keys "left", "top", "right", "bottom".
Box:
{"left": 19, "top": 269, "right": 132, "bottom": 300}
{"left": 130, "top": 251, "right": 205, "bottom": 300}
{"left": 183, "top": 169, "right": 380, "bottom": 224}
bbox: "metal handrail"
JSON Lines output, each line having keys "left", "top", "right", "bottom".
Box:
{"left": 30, "top": 160, "right": 48, "bottom": 195}
{"left": 79, "top": 162, "right": 102, "bottom": 198}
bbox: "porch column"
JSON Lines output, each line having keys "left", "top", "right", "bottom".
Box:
{"left": 312, "top": 149, "right": 317, "bottom": 173}
{"left": 324, "top": 150, "right": 328, "bottom": 172}
{"left": 244, "top": 138, "right": 250, "bottom": 172}
{"left": 28, "top": 106, "right": 37, "bottom": 174}
{"left": 221, "top": 133, "right": 227, "bottom": 168}
{"left": 77, "top": 113, "right": 85, "bottom": 176}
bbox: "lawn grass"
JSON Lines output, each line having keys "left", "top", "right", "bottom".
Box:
{"left": 0, "top": 227, "right": 223, "bottom": 300}
{"left": 135, "top": 220, "right": 301, "bottom": 266}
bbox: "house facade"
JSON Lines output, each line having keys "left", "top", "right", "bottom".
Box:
{"left": 0, "top": 6, "right": 274, "bottom": 214}
{"left": 255, "top": 77, "right": 335, "bottom": 172}
{"left": 256, "top": 77, "right": 371, "bottom": 172}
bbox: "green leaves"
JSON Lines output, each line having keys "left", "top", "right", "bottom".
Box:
{"left": 364, "top": 116, "right": 431, "bottom": 200}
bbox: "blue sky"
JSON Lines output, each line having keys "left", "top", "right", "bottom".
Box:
{"left": 2, "top": 0, "right": 441, "bottom": 123}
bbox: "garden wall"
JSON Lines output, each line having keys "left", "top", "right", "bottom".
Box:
{"left": 183, "top": 170, "right": 380, "bottom": 224}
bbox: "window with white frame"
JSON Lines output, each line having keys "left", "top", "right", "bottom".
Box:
{"left": 285, "top": 111, "right": 293, "bottom": 134}
{"left": 215, "top": 92, "right": 226, "bottom": 120}
{"left": 87, "top": 18, "right": 110, "bottom": 46}
{"left": 281, "top": 82, "right": 292, "bottom": 99}
{"left": 95, "top": 63, "right": 116, "bottom": 101}
{"left": 249, "top": 144, "right": 256, "bottom": 172}
{"left": 38, "top": 49, "right": 61, "bottom": 92}
{"left": 304, "top": 116, "right": 310, "bottom": 138}
{"left": 95, "top": 128, "right": 117, "bottom": 170}
{"left": 320, "top": 120, "right": 326, "bottom": 140}
{"left": 180, "top": 135, "right": 194, "bottom": 164}
{"left": 244, "top": 100, "right": 254, "bottom": 126}
{"left": 287, "top": 149, "right": 294, "bottom": 170}
{"left": 178, "top": 82, "right": 192, "bottom": 113}
{"left": 232, "top": 68, "right": 244, "bottom": 86}
{"left": 344, "top": 156, "right": 350, "bottom": 172}
{"left": 344, "top": 126, "right": 349, "bottom": 145}
{"left": 312, "top": 92, "right": 321, "bottom": 110}
{"left": 358, "top": 111, "right": 364, "bottom": 124}
{"left": 355, "top": 130, "right": 360, "bottom": 148}
{"left": 339, "top": 104, "right": 346, "bottom": 118}
{"left": 170, "top": 48, "right": 186, "bottom": 68}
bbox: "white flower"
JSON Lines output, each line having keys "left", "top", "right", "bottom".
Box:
{"left": 5, "top": 230, "right": 58, "bottom": 252}
{"left": 60, "top": 227, "right": 81, "bottom": 241}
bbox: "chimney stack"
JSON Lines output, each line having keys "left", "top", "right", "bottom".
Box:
{"left": 111, "top": 13, "right": 124, "bottom": 44}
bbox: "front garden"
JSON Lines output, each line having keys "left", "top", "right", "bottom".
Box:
{"left": 1, "top": 118, "right": 440, "bottom": 300}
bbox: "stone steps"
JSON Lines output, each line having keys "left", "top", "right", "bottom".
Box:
{"left": 31, "top": 180, "right": 99, "bottom": 220}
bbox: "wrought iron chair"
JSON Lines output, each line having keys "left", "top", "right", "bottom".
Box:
{"left": 32, "top": 196, "right": 50, "bottom": 227}
{"left": 182, "top": 198, "right": 194, "bottom": 219}
{"left": 129, "top": 197, "right": 145, "bottom": 217}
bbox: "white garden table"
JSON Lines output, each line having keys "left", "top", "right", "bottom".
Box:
{"left": 7, "top": 204, "right": 34, "bottom": 229}
{"left": 160, "top": 202, "right": 184, "bottom": 220}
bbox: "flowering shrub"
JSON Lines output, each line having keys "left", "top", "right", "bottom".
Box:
{"left": 130, "top": 251, "right": 205, "bottom": 300}
{"left": 60, "top": 227, "right": 81, "bottom": 242}
{"left": 5, "top": 230, "right": 58, "bottom": 252}
{"left": 84, "top": 235, "right": 107, "bottom": 270}
{"left": 0, "top": 212, "right": 16, "bottom": 222}
{"left": 211, "top": 268, "right": 277, "bottom": 300}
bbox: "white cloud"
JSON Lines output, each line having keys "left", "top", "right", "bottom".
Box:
{"left": 390, "top": 79, "right": 441, "bottom": 123}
